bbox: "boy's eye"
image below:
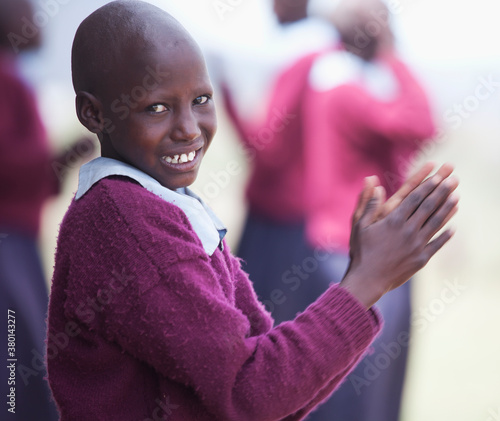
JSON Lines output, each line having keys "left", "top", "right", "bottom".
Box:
{"left": 148, "top": 104, "right": 167, "bottom": 113}
{"left": 194, "top": 95, "right": 211, "bottom": 105}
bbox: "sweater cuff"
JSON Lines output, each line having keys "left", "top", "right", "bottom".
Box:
{"left": 309, "top": 284, "right": 383, "bottom": 353}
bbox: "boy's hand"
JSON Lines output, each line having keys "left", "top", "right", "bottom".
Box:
{"left": 381, "top": 162, "right": 454, "bottom": 219}
{"left": 342, "top": 169, "right": 459, "bottom": 309}
{"left": 351, "top": 162, "right": 455, "bottom": 228}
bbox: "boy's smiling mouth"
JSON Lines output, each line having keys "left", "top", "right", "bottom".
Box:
{"left": 160, "top": 147, "right": 202, "bottom": 168}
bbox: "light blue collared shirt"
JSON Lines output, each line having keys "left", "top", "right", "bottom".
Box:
{"left": 76, "top": 157, "right": 227, "bottom": 256}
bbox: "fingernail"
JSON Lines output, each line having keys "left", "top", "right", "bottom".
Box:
{"left": 432, "top": 174, "right": 443, "bottom": 183}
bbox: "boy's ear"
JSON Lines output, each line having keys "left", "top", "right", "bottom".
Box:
{"left": 75, "top": 92, "right": 105, "bottom": 134}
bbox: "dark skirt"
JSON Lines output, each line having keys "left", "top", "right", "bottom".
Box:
{"left": 236, "top": 213, "right": 343, "bottom": 325}
{"left": 0, "top": 230, "right": 59, "bottom": 421}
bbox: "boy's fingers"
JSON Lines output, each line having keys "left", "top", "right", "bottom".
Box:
{"left": 434, "top": 162, "right": 455, "bottom": 180}
{"left": 420, "top": 195, "right": 459, "bottom": 241}
{"left": 423, "top": 228, "right": 455, "bottom": 262}
{"left": 382, "top": 162, "right": 455, "bottom": 219}
{"left": 359, "top": 186, "right": 385, "bottom": 229}
{"left": 352, "top": 176, "right": 379, "bottom": 225}
{"left": 393, "top": 174, "right": 442, "bottom": 222}
{"left": 436, "top": 203, "right": 459, "bottom": 231}
{"left": 409, "top": 177, "right": 459, "bottom": 230}
{"left": 381, "top": 162, "right": 435, "bottom": 218}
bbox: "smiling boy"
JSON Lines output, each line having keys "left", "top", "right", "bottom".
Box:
{"left": 72, "top": 2, "right": 215, "bottom": 190}
{"left": 46, "top": 1, "right": 458, "bottom": 420}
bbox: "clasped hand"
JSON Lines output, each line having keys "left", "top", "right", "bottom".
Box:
{"left": 341, "top": 163, "right": 459, "bottom": 309}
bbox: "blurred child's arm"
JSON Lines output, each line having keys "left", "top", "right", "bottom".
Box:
{"left": 331, "top": 56, "right": 436, "bottom": 146}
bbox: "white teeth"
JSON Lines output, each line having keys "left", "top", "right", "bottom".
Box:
{"left": 163, "top": 150, "right": 197, "bottom": 165}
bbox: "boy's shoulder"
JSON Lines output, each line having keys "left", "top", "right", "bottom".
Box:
{"left": 76, "top": 175, "right": 188, "bottom": 216}
{"left": 60, "top": 176, "right": 202, "bottom": 253}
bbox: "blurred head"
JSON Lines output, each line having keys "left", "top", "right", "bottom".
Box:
{"left": 330, "top": 0, "right": 393, "bottom": 61}
{"left": 0, "top": 0, "right": 42, "bottom": 52}
{"left": 273, "top": 0, "right": 309, "bottom": 24}
{"left": 73, "top": 0, "right": 217, "bottom": 190}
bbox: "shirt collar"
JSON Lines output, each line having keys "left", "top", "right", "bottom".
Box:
{"left": 76, "top": 157, "right": 227, "bottom": 256}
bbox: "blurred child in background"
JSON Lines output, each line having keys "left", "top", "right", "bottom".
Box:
{"left": 216, "top": 0, "right": 338, "bottom": 325}
{"left": 218, "top": 0, "right": 438, "bottom": 419}
{"left": 0, "top": 1, "right": 93, "bottom": 419}
{"left": 303, "top": 0, "right": 437, "bottom": 419}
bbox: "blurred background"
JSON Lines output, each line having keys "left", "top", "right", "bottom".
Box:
{"left": 12, "top": 0, "right": 500, "bottom": 419}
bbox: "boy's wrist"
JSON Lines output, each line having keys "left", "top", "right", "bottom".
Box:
{"left": 339, "top": 271, "right": 385, "bottom": 310}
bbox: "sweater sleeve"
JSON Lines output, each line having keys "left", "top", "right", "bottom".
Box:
{"left": 281, "top": 308, "right": 379, "bottom": 420}
{"left": 225, "top": 246, "right": 382, "bottom": 420}
{"left": 64, "top": 180, "right": 381, "bottom": 421}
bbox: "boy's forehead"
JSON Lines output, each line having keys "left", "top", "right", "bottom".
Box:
{"left": 72, "top": 1, "right": 199, "bottom": 94}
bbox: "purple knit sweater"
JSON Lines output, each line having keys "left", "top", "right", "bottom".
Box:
{"left": 47, "top": 176, "right": 381, "bottom": 420}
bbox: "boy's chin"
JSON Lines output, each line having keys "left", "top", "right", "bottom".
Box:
{"left": 160, "top": 173, "right": 198, "bottom": 191}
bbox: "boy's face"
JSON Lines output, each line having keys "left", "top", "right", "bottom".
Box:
{"left": 98, "top": 40, "right": 216, "bottom": 190}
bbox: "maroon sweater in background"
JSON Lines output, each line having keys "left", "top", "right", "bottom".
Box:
{"left": 47, "top": 176, "right": 381, "bottom": 421}
{"left": 223, "top": 52, "right": 323, "bottom": 224}
{"left": 0, "top": 53, "right": 58, "bottom": 236}
{"left": 304, "top": 53, "right": 436, "bottom": 251}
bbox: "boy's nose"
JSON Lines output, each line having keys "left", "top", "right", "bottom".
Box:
{"left": 171, "top": 108, "right": 202, "bottom": 142}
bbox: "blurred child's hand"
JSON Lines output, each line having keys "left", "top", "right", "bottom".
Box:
{"left": 342, "top": 167, "right": 459, "bottom": 309}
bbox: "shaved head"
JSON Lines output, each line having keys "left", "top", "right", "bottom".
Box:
{"left": 71, "top": 0, "right": 197, "bottom": 96}
{"left": 0, "top": 0, "right": 41, "bottom": 51}
{"left": 330, "top": 0, "right": 392, "bottom": 61}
